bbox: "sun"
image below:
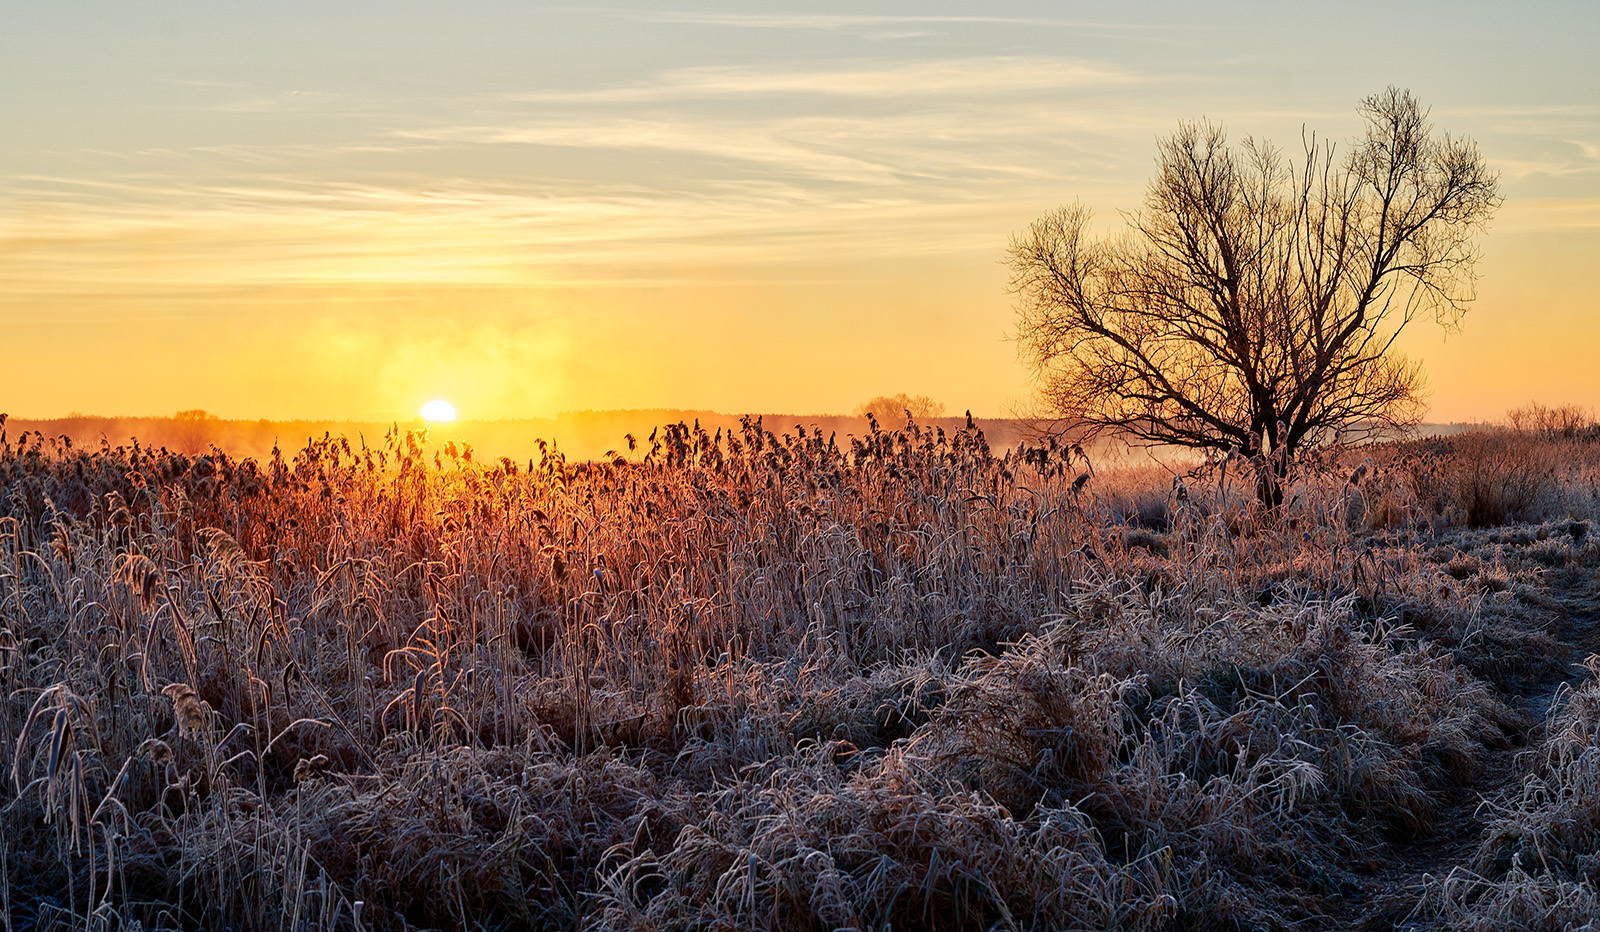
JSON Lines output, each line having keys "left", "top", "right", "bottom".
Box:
{"left": 420, "top": 399, "right": 458, "bottom": 422}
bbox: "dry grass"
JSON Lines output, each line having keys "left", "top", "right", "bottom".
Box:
{"left": 1, "top": 415, "right": 1597, "bottom": 930}
{"left": 1420, "top": 657, "right": 1600, "bottom": 930}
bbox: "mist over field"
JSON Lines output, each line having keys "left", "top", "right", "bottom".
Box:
{"left": 6, "top": 410, "right": 1054, "bottom": 465}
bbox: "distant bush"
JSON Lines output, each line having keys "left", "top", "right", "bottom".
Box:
{"left": 853, "top": 393, "right": 945, "bottom": 423}
{"left": 1505, "top": 401, "right": 1598, "bottom": 439}
{"left": 1436, "top": 430, "right": 1564, "bottom": 527}
{"left": 1357, "top": 429, "right": 1600, "bottom": 529}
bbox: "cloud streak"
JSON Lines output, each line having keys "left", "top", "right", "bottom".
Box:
{"left": 3, "top": 2, "right": 1597, "bottom": 420}
{"left": 2, "top": 54, "right": 1174, "bottom": 291}
{"left": 499, "top": 56, "right": 1143, "bottom": 103}
{"left": 598, "top": 8, "right": 1222, "bottom": 39}
{"left": 2, "top": 52, "right": 1593, "bottom": 300}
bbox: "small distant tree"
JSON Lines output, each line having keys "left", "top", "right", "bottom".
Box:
{"left": 172, "top": 409, "right": 217, "bottom": 454}
{"left": 1009, "top": 88, "right": 1500, "bottom": 503}
{"left": 854, "top": 393, "right": 947, "bottom": 424}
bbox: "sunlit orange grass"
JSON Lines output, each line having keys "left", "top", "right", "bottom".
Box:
{"left": 0, "top": 414, "right": 1592, "bottom": 929}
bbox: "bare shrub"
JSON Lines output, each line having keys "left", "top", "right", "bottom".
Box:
{"left": 1506, "top": 401, "right": 1597, "bottom": 439}
{"left": 853, "top": 393, "right": 946, "bottom": 423}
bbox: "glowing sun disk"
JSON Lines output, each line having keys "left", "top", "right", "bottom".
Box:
{"left": 421, "top": 399, "right": 457, "bottom": 421}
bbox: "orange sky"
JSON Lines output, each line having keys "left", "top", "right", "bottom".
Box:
{"left": 3, "top": 3, "right": 1597, "bottom": 422}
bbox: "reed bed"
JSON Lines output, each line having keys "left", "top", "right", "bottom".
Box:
{"left": 1, "top": 414, "right": 1595, "bottom": 930}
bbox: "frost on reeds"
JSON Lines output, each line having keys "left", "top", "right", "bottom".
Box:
{"left": 1421, "top": 656, "right": 1600, "bottom": 931}
{"left": 0, "top": 416, "right": 1593, "bottom": 929}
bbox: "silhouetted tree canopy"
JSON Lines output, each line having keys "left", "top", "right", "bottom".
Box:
{"left": 1010, "top": 88, "right": 1500, "bottom": 499}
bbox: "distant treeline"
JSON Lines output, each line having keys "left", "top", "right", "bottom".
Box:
{"left": 2, "top": 409, "right": 1065, "bottom": 464}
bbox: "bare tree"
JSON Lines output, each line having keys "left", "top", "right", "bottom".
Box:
{"left": 172, "top": 408, "right": 217, "bottom": 455}
{"left": 1009, "top": 88, "right": 1500, "bottom": 502}
{"left": 854, "top": 393, "right": 947, "bottom": 424}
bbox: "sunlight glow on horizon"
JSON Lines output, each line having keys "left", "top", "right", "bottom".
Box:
{"left": 420, "top": 399, "right": 458, "bottom": 422}
{"left": 1, "top": 2, "right": 1596, "bottom": 422}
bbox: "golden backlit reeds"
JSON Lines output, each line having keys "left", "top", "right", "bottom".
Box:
{"left": 1, "top": 414, "right": 1599, "bottom": 928}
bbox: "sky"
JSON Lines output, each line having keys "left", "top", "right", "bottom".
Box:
{"left": 2, "top": 1, "right": 1597, "bottom": 422}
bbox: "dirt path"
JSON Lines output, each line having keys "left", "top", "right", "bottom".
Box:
{"left": 1341, "top": 573, "right": 1600, "bottom": 930}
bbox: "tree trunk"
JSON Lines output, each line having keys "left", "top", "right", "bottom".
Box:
{"left": 1254, "top": 451, "right": 1289, "bottom": 510}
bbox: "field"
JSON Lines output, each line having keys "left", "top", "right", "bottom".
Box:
{"left": 3, "top": 415, "right": 1600, "bottom": 930}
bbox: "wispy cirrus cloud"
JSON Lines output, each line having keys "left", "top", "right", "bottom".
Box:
{"left": 3, "top": 1, "right": 1596, "bottom": 420}
{"left": 1, "top": 54, "right": 1169, "bottom": 291}
{"left": 1494, "top": 199, "right": 1600, "bottom": 233}
{"left": 497, "top": 56, "right": 1142, "bottom": 103}
{"left": 4, "top": 50, "right": 1593, "bottom": 301}
{"left": 612, "top": 11, "right": 1070, "bottom": 29}
{"left": 595, "top": 8, "right": 1215, "bottom": 38}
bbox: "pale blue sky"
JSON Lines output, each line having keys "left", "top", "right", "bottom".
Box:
{"left": 2, "top": 2, "right": 1596, "bottom": 419}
